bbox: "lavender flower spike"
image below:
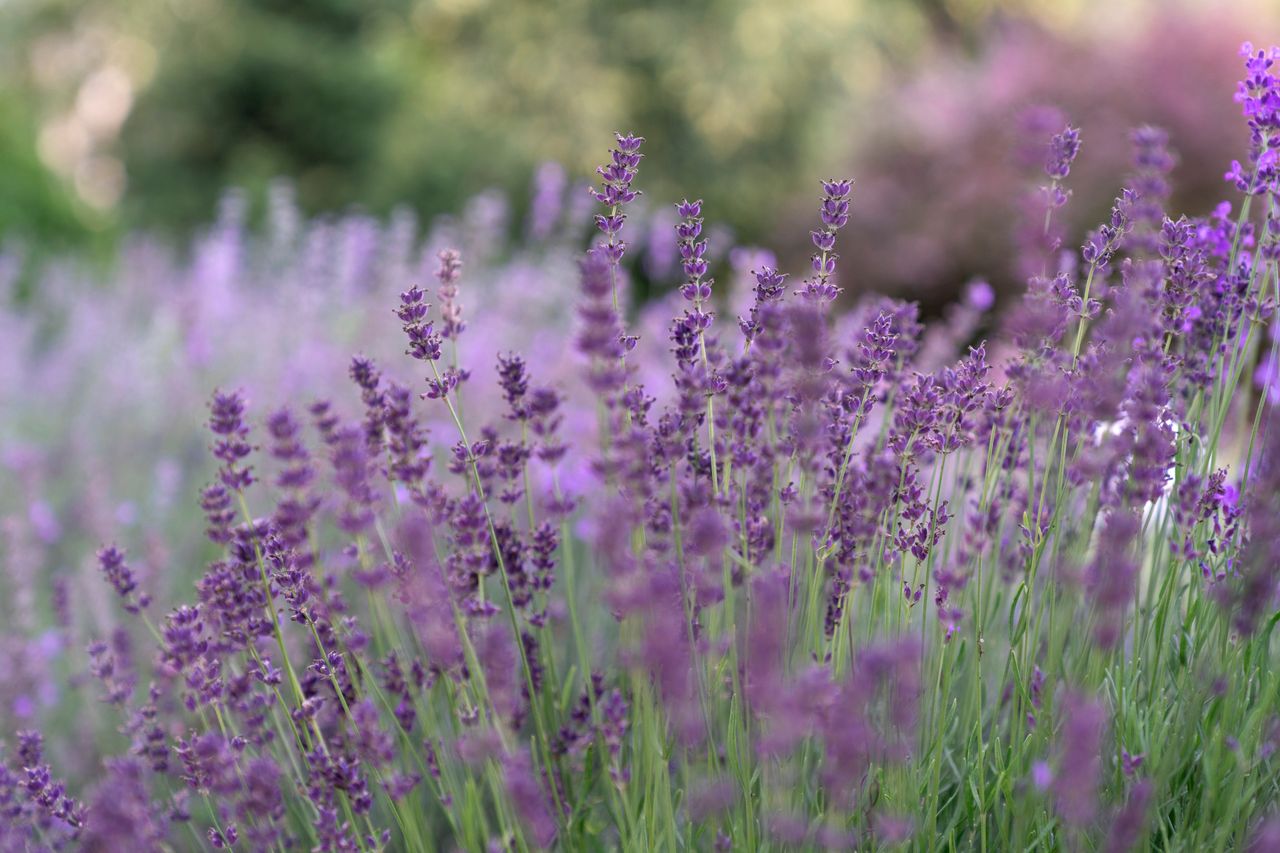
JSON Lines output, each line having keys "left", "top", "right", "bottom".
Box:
{"left": 436, "top": 249, "right": 465, "bottom": 341}
{"left": 591, "top": 132, "right": 645, "bottom": 265}
{"left": 97, "top": 545, "right": 151, "bottom": 615}
{"left": 797, "top": 177, "right": 854, "bottom": 305}
{"left": 1045, "top": 125, "right": 1082, "bottom": 181}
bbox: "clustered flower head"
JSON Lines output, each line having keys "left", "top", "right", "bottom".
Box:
{"left": 1226, "top": 43, "right": 1280, "bottom": 197}
{"left": 209, "top": 389, "right": 255, "bottom": 491}
{"left": 96, "top": 545, "right": 151, "bottom": 615}
{"left": 591, "top": 133, "right": 645, "bottom": 263}
{"left": 797, "top": 178, "right": 854, "bottom": 305}
{"left": 436, "top": 248, "right": 465, "bottom": 340}
{"left": 1125, "top": 125, "right": 1177, "bottom": 254}
{"left": 396, "top": 281, "right": 440, "bottom": 364}
{"left": 1046, "top": 124, "right": 1083, "bottom": 183}
{"left": 3, "top": 40, "right": 1280, "bottom": 853}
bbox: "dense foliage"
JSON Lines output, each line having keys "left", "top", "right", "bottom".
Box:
{"left": 0, "top": 0, "right": 929, "bottom": 243}
{"left": 834, "top": 13, "right": 1256, "bottom": 312}
{"left": 3, "top": 39, "right": 1280, "bottom": 853}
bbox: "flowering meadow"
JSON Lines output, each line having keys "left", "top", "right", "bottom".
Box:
{"left": 4, "top": 41, "right": 1280, "bottom": 853}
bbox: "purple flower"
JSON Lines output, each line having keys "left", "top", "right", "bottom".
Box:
{"left": 436, "top": 249, "right": 465, "bottom": 341}
{"left": 738, "top": 266, "right": 788, "bottom": 343}
{"left": 1031, "top": 761, "right": 1053, "bottom": 791}
{"left": 1105, "top": 780, "right": 1152, "bottom": 853}
{"left": 160, "top": 605, "right": 208, "bottom": 673}
{"left": 675, "top": 199, "right": 712, "bottom": 296}
{"left": 15, "top": 731, "right": 42, "bottom": 769}
{"left": 576, "top": 249, "right": 628, "bottom": 399}
{"left": 331, "top": 424, "right": 378, "bottom": 534}
{"left": 503, "top": 748, "right": 557, "bottom": 848}
{"left": 79, "top": 758, "right": 164, "bottom": 850}
{"left": 1228, "top": 43, "right": 1280, "bottom": 195}
{"left": 1045, "top": 125, "right": 1082, "bottom": 182}
{"left": 1053, "top": 691, "right": 1106, "bottom": 827}
{"left": 1250, "top": 817, "right": 1280, "bottom": 853}
{"left": 21, "top": 761, "right": 85, "bottom": 833}
{"left": 97, "top": 545, "right": 151, "bottom": 614}
{"left": 527, "top": 161, "right": 567, "bottom": 241}
{"left": 349, "top": 699, "right": 396, "bottom": 767}
{"left": 208, "top": 389, "right": 255, "bottom": 491}
{"left": 796, "top": 178, "right": 854, "bottom": 306}
{"left": 267, "top": 407, "right": 315, "bottom": 490}
{"left": 397, "top": 281, "right": 442, "bottom": 363}
{"left": 590, "top": 132, "right": 644, "bottom": 243}
{"left": 1125, "top": 126, "right": 1177, "bottom": 254}
{"left": 497, "top": 353, "right": 530, "bottom": 419}
{"left": 591, "top": 133, "right": 644, "bottom": 209}
{"left": 1226, "top": 412, "right": 1280, "bottom": 634}
{"left": 965, "top": 279, "right": 996, "bottom": 311}
{"left": 14, "top": 85, "right": 1280, "bottom": 852}
{"left": 1086, "top": 510, "right": 1141, "bottom": 649}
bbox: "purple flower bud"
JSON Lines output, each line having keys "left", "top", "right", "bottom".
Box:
{"left": 682, "top": 258, "right": 709, "bottom": 279}
{"left": 675, "top": 198, "right": 702, "bottom": 218}
{"left": 615, "top": 132, "right": 644, "bottom": 152}
{"left": 1053, "top": 691, "right": 1105, "bottom": 827}
{"left": 819, "top": 197, "right": 850, "bottom": 229}
{"left": 811, "top": 253, "right": 838, "bottom": 275}
{"left": 821, "top": 178, "right": 853, "bottom": 198}
{"left": 811, "top": 229, "right": 837, "bottom": 252}
{"left": 97, "top": 545, "right": 151, "bottom": 614}
{"left": 1045, "top": 125, "right": 1082, "bottom": 181}
{"left": 208, "top": 389, "right": 255, "bottom": 491}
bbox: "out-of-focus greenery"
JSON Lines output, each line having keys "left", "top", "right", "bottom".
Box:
{"left": 0, "top": 94, "right": 100, "bottom": 252}
{"left": 3, "top": 0, "right": 1275, "bottom": 251}
{"left": 119, "top": 0, "right": 403, "bottom": 230}
{"left": 0, "top": 1, "right": 117, "bottom": 253}
{"left": 3, "top": 0, "right": 932, "bottom": 245}
{"left": 369, "top": 0, "right": 929, "bottom": 243}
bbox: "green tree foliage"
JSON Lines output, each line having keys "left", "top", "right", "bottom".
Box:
{"left": 119, "top": 0, "right": 402, "bottom": 232}
{"left": 0, "top": 96, "right": 91, "bottom": 247}
{"left": 117, "top": 0, "right": 929, "bottom": 241}
{"left": 372, "top": 0, "right": 928, "bottom": 242}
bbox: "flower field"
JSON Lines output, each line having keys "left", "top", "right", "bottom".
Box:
{"left": 2, "top": 38, "right": 1280, "bottom": 853}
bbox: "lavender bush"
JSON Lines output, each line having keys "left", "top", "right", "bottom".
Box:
{"left": 4, "top": 41, "right": 1280, "bottom": 852}
{"left": 0, "top": 168, "right": 741, "bottom": 686}
{"left": 830, "top": 11, "right": 1261, "bottom": 312}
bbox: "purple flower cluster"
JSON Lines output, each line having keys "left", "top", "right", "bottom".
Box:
{"left": 1226, "top": 43, "right": 1280, "bottom": 196}
{"left": 797, "top": 179, "right": 854, "bottom": 305}
{"left": 96, "top": 545, "right": 151, "bottom": 615}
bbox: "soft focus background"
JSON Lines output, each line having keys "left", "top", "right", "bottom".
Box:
{"left": 3, "top": 0, "right": 1277, "bottom": 267}
{"left": 1, "top": 0, "right": 1279, "bottom": 743}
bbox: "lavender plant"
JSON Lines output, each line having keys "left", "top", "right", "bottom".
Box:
{"left": 834, "top": 11, "right": 1264, "bottom": 312}
{"left": 4, "top": 42, "right": 1280, "bottom": 853}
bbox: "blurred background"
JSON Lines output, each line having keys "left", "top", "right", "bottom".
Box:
{"left": 2, "top": 0, "right": 1277, "bottom": 303}
{"left": 2, "top": 0, "right": 1280, "bottom": 744}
